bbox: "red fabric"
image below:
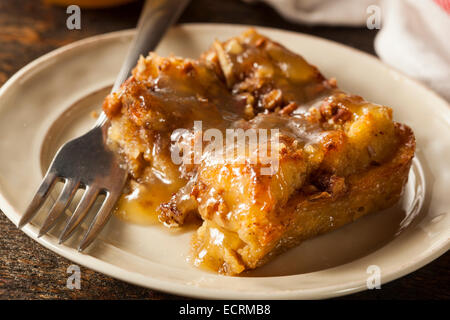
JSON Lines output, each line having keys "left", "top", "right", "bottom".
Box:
{"left": 434, "top": 0, "right": 450, "bottom": 13}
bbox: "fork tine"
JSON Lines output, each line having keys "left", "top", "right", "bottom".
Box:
{"left": 38, "top": 179, "right": 79, "bottom": 238}
{"left": 78, "top": 191, "right": 120, "bottom": 251}
{"left": 58, "top": 186, "right": 100, "bottom": 244}
{"left": 18, "top": 172, "right": 57, "bottom": 228}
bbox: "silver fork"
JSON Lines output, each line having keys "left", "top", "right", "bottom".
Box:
{"left": 18, "top": 0, "right": 190, "bottom": 251}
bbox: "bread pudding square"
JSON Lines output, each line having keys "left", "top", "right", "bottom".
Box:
{"left": 102, "top": 29, "right": 415, "bottom": 275}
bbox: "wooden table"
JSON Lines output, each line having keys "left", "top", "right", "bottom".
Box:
{"left": 0, "top": 0, "right": 448, "bottom": 300}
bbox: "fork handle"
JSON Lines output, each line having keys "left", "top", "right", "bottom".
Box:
{"left": 96, "top": 0, "right": 190, "bottom": 127}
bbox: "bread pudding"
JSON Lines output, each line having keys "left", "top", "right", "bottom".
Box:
{"left": 102, "top": 29, "right": 415, "bottom": 275}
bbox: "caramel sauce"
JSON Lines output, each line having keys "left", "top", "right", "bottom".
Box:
{"left": 114, "top": 176, "right": 185, "bottom": 225}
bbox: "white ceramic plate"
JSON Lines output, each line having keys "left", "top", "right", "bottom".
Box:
{"left": 0, "top": 24, "right": 449, "bottom": 299}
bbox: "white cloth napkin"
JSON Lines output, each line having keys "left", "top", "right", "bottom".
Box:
{"left": 244, "top": 0, "right": 381, "bottom": 25}
{"left": 246, "top": 0, "right": 450, "bottom": 100}
{"left": 375, "top": 0, "right": 450, "bottom": 100}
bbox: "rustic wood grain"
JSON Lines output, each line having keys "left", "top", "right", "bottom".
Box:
{"left": 0, "top": 0, "right": 448, "bottom": 300}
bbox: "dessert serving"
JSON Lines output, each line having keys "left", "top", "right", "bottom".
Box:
{"left": 102, "top": 29, "right": 415, "bottom": 275}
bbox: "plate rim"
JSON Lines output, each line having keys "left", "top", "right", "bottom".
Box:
{"left": 0, "top": 23, "right": 449, "bottom": 299}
